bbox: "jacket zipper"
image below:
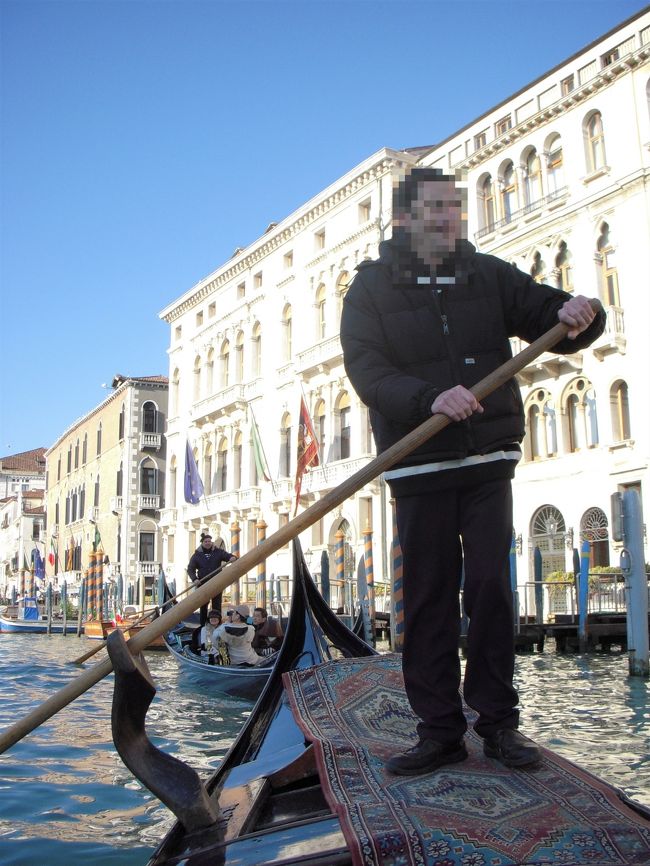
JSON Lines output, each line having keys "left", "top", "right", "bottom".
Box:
{"left": 431, "top": 290, "right": 477, "bottom": 451}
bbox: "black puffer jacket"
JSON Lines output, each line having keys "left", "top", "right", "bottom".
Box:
{"left": 340, "top": 240, "right": 605, "bottom": 469}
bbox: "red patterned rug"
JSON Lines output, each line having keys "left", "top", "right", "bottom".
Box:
{"left": 283, "top": 653, "right": 650, "bottom": 866}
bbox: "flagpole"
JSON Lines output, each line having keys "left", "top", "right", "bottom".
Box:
{"left": 249, "top": 404, "right": 277, "bottom": 497}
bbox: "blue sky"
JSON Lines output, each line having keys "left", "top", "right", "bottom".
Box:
{"left": 1, "top": 0, "right": 646, "bottom": 456}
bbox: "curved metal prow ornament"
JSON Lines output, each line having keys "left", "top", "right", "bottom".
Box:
{"left": 106, "top": 629, "right": 223, "bottom": 835}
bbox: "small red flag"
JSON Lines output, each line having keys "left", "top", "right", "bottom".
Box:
{"left": 294, "top": 397, "right": 319, "bottom": 515}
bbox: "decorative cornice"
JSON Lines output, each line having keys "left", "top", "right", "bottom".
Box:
{"left": 455, "top": 43, "right": 649, "bottom": 173}
{"left": 160, "top": 152, "right": 415, "bottom": 323}
{"left": 304, "top": 219, "right": 380, "bottom": 270}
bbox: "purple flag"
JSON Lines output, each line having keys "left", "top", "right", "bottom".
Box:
{"left": 184, "top": 439, "right": 204, "bottom": 505}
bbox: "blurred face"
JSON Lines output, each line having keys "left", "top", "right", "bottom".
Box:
{"left": 208, "top": 614, "right": 221, "bottom": 627}
{"left": 395, "top": 180, "right": 466, "bottom": 267}
{"left": 252, "top": 610, "right": 265, "bottom": 626}
{"left": 201, "top": 537, "right": 213, "bottom": 550}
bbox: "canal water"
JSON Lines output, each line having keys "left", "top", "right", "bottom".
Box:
{"left": 0, "top": 634, "right": 648, "bottom": 865}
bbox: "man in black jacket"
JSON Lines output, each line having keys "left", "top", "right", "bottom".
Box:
{"left": 187, "top": 533, "right": 237, "bottom": 626}
{"left": 340, "top": 167, "right": 605, "bottom": 776}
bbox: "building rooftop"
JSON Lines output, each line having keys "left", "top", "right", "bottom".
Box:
{"left": 0, "top": 448, "right": 47, "bottom": 474}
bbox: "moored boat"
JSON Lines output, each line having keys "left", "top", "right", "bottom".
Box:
{"left": 0, "top": 599, "right": 73, "bottom": 634}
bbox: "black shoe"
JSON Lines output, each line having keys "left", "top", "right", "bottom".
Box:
{"left": 483, "top": 728, "right": 541, "bottom": 768}
{"left": 386, "top": 738, "right": 468, "bottom": 776}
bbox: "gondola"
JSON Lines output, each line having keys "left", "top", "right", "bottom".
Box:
{"left": 107, "top": 542, "right": 650, "bottom": 866}
{"left": 107, "top": 539, "right": 375, "bottom": 865}
{"left": 162, "top": 618, "right": 279, "bottom": 701}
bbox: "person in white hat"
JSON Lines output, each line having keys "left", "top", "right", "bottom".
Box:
{"left": 213, "top": 603, "right": 260, "bottom": 666}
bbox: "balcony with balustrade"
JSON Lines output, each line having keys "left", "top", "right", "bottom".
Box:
{"left": 592, "top": 305, "right": 625, "bottom": 359}
{"left": 136, "top": 561, "right": 161, "bottom": 578}
{"left": 296, "top": 334, "right": 344, "bottom": 377}
{"left": 192, "top": 384, "right": 246, "bottom": 425}
{"left": 509, "top": 337, "right": 583, "bottom": 387}
{"left": 140, "top": 432, "right": 162, "bottom": 450}
{"left": 138, "top": 494, "right": 161, "bottom": 512}
{"left": 110, "top": 496, "right": 123, "bottom": 514}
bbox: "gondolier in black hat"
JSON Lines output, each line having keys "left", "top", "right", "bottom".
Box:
{"left": 187, "top": 532, "right": 237, "bottom": 626}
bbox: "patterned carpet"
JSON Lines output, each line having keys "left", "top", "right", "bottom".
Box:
{"left": 283, "top": 654, "right": 650, "bottom": 866}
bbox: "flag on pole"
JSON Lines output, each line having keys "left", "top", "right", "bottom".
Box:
{"left": 92, "top": 525, "right": 102, "bottom": 552}
{"left": 33, "top": 548, "right": 45, "bottom": 581}
{"left": 294, "top": 396, "right": 319, "bottom": 515}
{"left": 184, "top": 439, "right": 204, "bottom": 504}
{"left": 250, "top": 411, "right": 271, "bottom": 483}
{"left": 48, "top": 537, "right": 56, "bottom": 567}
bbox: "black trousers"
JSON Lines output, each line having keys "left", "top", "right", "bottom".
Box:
{"left": 395, "top": 477, "right": 519, "bottom": 744}
{"left": 198, "top": 590, "right": 222, "bottom": 627}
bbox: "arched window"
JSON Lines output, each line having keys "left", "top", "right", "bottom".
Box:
{"left": 171, "top": 368, "right": 180, "bottom": 416}
{"left": 500, "top": 161, "right": 517, "bottom": 222}
{"left": 233, "top": 432, "right": 242, "bottom": 489}
{"left": 282, "top": 305, "right": 292, "bottom": 362}
{"left": 610, "top": 380, "right": 631, "bottom": 442}
{"left": 336, "top": 272, "right": 350, "bottom": 320}
{"left": 315, "top": 284, "right": 327, "bottom": 341}
{"left": 140, "top": 458, "right": 157, "bottom": 495}
{"left": 315, "top": 399, "right": 327, "bottom": 463}
{"left": 96, "top": 423, "right": 102, "bottom": 456}
{"left": 57, "top": 455, "right": 61, "bottom": 481}
{"left": 206, "top": 348, "right": 214, "bottom": 395}
{"left": 524, "top": 389, "right": 556, "bottom": 461}
{"left": 220, "top": 339, "right": 230, "bottom": 388}
{"left": 477, "top": 174, "right": 496, "bottom": 230}
{"left": 143, "top": 401, "right": 157, "bottom": 433}
{"left": 251, "top": 322, "right": 262, "bottom": 378}
{"left": 524, "top": 149, "right": 542, "bottom": 206}
{"left": 94, "top": 475, "right": 100, "bottom": 507}
{"left": 193, "top": 355, "right": 201, "bottom": 401}
{"left": 596, "top": 222, "right": 620, "bottom": 306}
{"left": 234, "top": 331, "right": 244, "bottom": 383}
{"left": 203, "top": 442, "right": 213, "bottom": 496}
{"left": 169, "top": 455, "right": 177, "bottom": 509}
{"left": 74, "top": 439, "right": 80, "bottom": 469}
{"left": 67, "top": 444, "right": 72, "bottom": 473}
{"left": 530, "top": 250, "right": 546, "bottom": 284}
{"left": 118, "top": 403, "right": 125, "bottom": 440}
{"left": 555, "top": 241, "right": 573, "bottom": 293}
{"left": 280, "top": 413, "right": 292, "bottom": 477}
{"left": 79, "top": 485, "right": 85, "bottom": 520}
{"left": 82, "top": 434, "right": 88, "bottom": 465}
{"left": 563, "top": 377, "right": 598, "bottom": 453}
{"left": 116, "top": 461, "right": 123, "bottom": 495}
{"left": 584, "top": 111, "right": 606, "bottom": 172}
{"left": 546, "top": 134, "right": 564, "bottom": 194}
{"left": 580, "top": 507, "right": 609, "bottom": 568}
{"left": 217, "top": 438, "right": 228, "bottom": 492}
{"left": 335, "top": 392, "right": 351, "bottom": 460}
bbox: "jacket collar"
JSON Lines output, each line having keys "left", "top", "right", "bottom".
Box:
{"left": 376, "top": 238, "right": 476, "bottom": 288}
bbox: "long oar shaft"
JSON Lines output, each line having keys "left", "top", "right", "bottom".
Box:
{"left": 70, "top": 582, "right": 197, "bottom": 665}
{"left": 0, "top": 308, "right": 599, "bottom": 754}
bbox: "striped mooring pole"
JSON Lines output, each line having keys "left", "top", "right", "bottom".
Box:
{"left": 390, "top": 501, "right": 404, "bottom": 652}
{"left": 256, "top": 519, "right": 267, "bottom": 610}
{"left": 230, "top": 521, "right": 240, "bottom": 606}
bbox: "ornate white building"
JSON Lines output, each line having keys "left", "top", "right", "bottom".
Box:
{"left": 159, "top": 10, "right": 649, "bottom": 611}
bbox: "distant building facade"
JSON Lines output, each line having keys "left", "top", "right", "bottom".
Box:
{"left": 44, "top": 375, "right": 168, "bottom": 605}
{"left": 0, "top": 449, "right": 47, "bottom": 599}
{"left": 159, "top": 10, "right": 649, "bottom": 612}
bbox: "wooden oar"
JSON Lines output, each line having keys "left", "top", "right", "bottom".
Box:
{"left": 69, "top": 582, "right": 199, "bottom": 665}
{"left": 0, "top": 305, "right": 601, "bottom": 755}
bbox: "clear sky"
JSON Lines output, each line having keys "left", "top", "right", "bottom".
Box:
{"left": 1, "top": 0, "right": 647, "bottom": 457}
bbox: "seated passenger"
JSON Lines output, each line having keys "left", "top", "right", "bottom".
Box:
{"left": 200, "top": 609, "right": 222, "bottom": 652}
{"left": 213, "top": 604, "right": 261, "bottom": 666}
{"left": 252, "top": 606, "right": 284, "bottom": 655}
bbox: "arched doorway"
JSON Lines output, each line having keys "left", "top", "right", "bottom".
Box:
{"left": 530, "top": 505, "right": 567, "bottom": 578}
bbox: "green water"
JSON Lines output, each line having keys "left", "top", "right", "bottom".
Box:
{"left": 0, "top": 635, "right": 647, "bottom": 864}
